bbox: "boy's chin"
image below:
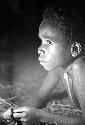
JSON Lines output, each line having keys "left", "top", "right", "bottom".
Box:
{"left": 41, "top": 65, "right": 54, "bottom": 71}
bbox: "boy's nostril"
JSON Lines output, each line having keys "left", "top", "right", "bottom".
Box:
{"left": 38, "top": 49, "right": 45, "bottom": 54}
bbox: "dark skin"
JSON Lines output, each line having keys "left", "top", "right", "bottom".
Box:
{"left": 2, "top": 25, "right": 85, "bottom": 125}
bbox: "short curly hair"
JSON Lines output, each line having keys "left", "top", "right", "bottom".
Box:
{"left": 39, "top": 6, "right": 82, "bottom": 46}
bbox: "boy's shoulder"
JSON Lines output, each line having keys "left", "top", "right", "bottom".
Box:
{"left": 72, "top": 56, "right": 85, "bottom": 71}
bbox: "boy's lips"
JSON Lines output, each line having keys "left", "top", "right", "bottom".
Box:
{"left": 39, "top": 60, "right": 46, "bottom": 63}
{"left": 38, "top": 57, "right": 46, "bottom": 63}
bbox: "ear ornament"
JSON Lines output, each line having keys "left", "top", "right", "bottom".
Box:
{"left": 71, "top": 42, "right": 82, "bottom": 57}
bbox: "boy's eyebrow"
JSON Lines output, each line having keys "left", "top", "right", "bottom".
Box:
{"left": 42, "top": 35, "right": 50, "bottom": 39}
{"left": 40, "top": 35, "right": 57, "bottom": 43}
{"left": 40, "top": 34, "right": 52, "bottom": 39}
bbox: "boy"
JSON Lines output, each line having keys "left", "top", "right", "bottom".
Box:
{"left": 3, "top": 7, "right": 85, "bottom": 125}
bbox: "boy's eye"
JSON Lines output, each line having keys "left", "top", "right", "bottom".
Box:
{"left": 47, "top": 40, "right": 53, "bottom": 45}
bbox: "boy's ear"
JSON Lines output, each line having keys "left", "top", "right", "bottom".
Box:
{"left": 71, "top": 42, "right": 82, "bottom": 57}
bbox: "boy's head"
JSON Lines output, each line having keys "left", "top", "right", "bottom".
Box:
{"left": 38, "top": 7, "right": 82, "bottom": 71}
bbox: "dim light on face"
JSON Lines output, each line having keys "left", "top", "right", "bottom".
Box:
{"left": 38, "top": 26, "right": 68, "bottom": 71}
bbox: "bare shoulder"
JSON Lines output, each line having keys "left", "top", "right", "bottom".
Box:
{"left": 72, "top": 56, "right": 85, "bottom": 120}
{"left": 72, "top": 56, "right": 85, "bottom": 71}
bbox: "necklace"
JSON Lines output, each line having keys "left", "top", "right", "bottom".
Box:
{"left": 64, "top": 72, "right": 74, "bottom": 104}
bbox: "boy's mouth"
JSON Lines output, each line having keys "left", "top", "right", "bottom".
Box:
{"left": 39, "top": 60, "right": 46, "bottom": 63}
{"left": 38, "top": 58, "right": 46, "bottom": 63}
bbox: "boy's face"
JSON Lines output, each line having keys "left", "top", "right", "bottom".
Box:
{"left": 38, "top": 25, "right": 70, "bottom": 71}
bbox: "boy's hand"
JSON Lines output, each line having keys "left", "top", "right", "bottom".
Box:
{"left": 13, "top": 106, "right": 40, "bottom": 124}
{"left": 1, "top": 108, "right": 15, "bottom": 124}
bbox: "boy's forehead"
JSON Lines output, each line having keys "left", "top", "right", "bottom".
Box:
{"left": 38, "top": 26, "right": 60, "bottom": 42}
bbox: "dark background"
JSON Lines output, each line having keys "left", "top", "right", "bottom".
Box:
{"left": 0, "top": 0, "right": 85, "bottom": 104}
{"left": 0, "top": 0, "right": 85, "bottom": 52}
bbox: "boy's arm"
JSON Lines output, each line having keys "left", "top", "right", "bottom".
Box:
{"left": 38, "top": 109, "right": 83, "bottom": 125}
{"left": 72, "top": 57, "right": 85, "bottom": 123}
{"left": 27, "top": 67, "right": 64, "bottom": 108}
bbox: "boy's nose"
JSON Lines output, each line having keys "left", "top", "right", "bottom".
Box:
{"left": 38, "top": 48, "right": 45, "bottom": 54}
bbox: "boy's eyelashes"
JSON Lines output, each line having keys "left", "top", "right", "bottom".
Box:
{"left": 41, "top": 40, "right": 53, "bottom": 45}
{"left": 46, "top": 40, "right": 53, "bottom": 45}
